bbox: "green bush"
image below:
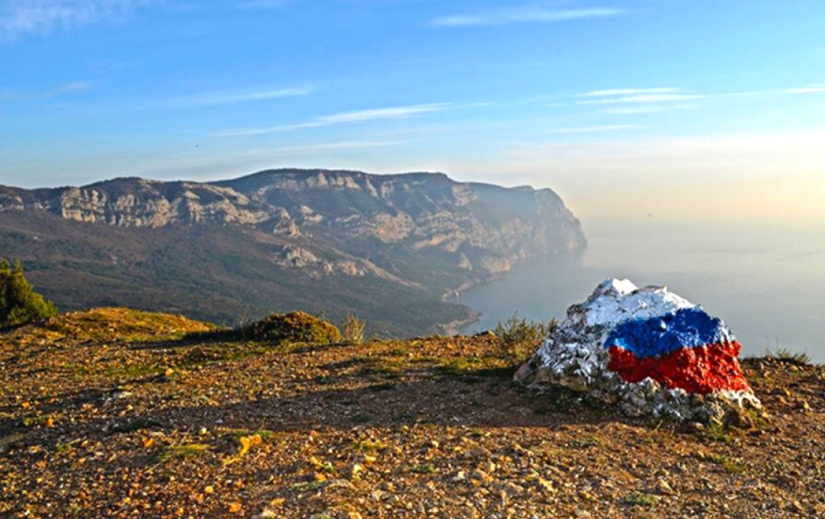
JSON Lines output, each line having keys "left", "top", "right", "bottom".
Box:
{"left": 0, "top": 259, "right": 58, "bottom": 329}
{"left": 240, "top": 311, "right": 342, "bottom": 344}
{"left": 493, "top": 312, "right": 557, "bottom": 364}
{"left": 343, "top": 313, "right": 366, "bottom": 344}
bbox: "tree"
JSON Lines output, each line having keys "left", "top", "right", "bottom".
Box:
{"left": 0, "top": 259, "right": 58, "bottom": 329}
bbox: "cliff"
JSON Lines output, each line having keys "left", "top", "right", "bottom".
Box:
{"left": 0, "top": 169, "right": 586, "bottom": 334}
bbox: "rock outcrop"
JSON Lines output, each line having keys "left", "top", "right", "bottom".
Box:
{"left": 515, "top": 279, "right": 761, "bottom": 422}
{"left": 0, "top": 170, "right": 586, "bottom": 282}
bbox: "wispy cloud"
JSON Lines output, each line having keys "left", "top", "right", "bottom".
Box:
{"left": 258, "top": 140, "right": 399, "bottom": 154}
{"left": 787, "top": 84, "right": 825, "bottom": 94}
{"left": 236, "top": 0, "right": 290, "bottom": 8}
{"left": 601, "top": 106, "right": 672, "bottom": 114}
{"left": 172, "top": 86, "right": 312, "bottom": 106}
{"left": 547, "top": 124, "right": 646, "bottom": 134}
{"left": 575, "top": 84, "right": 825, "bottom": 113}
{"left": 577, "top": 93, "right": 704, "bottom": 105}
{"left": 0, "top": 80, "right": 92, "bottom": 101}
{"left": 55, "top": 80, "right": 89, "bottom": 91}
{"left": 431, "top": 7, "right": 626, "bottom": 28}
{"left": 0, "top": 0, "right": 158, "bottom": 42}
{"left": 216, "top": 103, "right": 452, "bottom": 137}
{"left": 578, "top": 87, "right": 680, "bottom": 98}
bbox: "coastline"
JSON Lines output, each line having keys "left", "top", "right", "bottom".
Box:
{"left": 438, "top": 272, "right": 506, "bottom": 335}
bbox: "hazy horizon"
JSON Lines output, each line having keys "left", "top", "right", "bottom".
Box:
{"left": 2, "top": 0, "right": 825, "bottom": 226}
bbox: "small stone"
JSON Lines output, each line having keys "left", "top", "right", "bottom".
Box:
{"left": 501, "top": 482, "right": 523, "bottom": 497}
{"left": 723, "top": 408, "right": 754, "bottom": 429}
{"left": 574, "top": 510, "right": 592, "bottom": 519}
{"left": 471, "top": 469, "right": 492, "bottom": 484}
{"left": 655, "top": 479, "right": 676, "bottom": 495}
{"left": 370, "top": 490, "right": 390, "bottom": 501}
{"left": 465, "top": 444, "right": 492, "bottom": 459}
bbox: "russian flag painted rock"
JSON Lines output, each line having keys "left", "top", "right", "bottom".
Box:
{"left": 514, "top": 279, "right": 761, "bottom": 421}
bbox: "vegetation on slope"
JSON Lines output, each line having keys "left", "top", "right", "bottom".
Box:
{"left": 233, "top": 311, "right": 342, "bottom": 344}
{"left": 0, "top": 212, "right": 474, "bottom": 337}
{"left": 0, "top": 259, "right": 57, "bottom": 329}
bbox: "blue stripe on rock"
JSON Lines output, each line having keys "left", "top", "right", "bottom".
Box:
{"left": 604, "top": 307, "right": 730, "bottom": 359}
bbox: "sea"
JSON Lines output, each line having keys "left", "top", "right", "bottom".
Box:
{"left": 459, "top": 219, "right": 825, "bottom": 362}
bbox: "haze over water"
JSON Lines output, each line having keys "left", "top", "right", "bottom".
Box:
{"left": 460, "top": 219, "right": 825, "bottom": 362}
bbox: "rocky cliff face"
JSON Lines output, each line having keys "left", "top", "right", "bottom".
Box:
{"left": 0, "top": 169, "right": 585, "bottom": 279}
{"left": 0, "top": 169, "right": 585, "bottom": 334}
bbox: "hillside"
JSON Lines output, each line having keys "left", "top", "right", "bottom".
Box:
{"left": 0, "top": 309, "right": 823, "bottom": 518}
{"left": 0, "top": 169, "right": 586, "bottom": 336}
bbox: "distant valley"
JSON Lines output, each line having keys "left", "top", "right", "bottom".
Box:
{"left": 0, "top": 169, "right": 585, "bottom": 336}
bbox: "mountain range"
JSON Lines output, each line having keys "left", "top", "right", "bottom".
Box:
{"left": 0, "top": 169, "right": 586, "bottom": 335}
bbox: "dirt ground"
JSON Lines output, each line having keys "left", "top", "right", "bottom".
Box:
{"left": 1, "top": 309, "right": 824, "bottom": 518}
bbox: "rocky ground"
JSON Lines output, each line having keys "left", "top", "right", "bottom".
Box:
{"left": 1, "top": 309, "right": 824, "bottom": 518}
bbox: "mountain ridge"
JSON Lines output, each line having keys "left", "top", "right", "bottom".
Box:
{"left": 0, "top": 168, "right": 586, "bottom": 335}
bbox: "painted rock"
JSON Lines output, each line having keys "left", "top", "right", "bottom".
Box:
{"left": 514, "top": 279, "right": 761, "bottom": 421}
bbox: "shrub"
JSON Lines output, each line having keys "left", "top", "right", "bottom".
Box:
{"left": 240, "top": 311, "right": 342, "bottom": 344}
{"left": 623, "top": 492, "right": 657, "bottom": 507}
{"left": 767, "top": 347, "right": 812, "bottom": 366}
{"left": 492, "top": 312, "right": 557, "bottom": 364}
{"left": 343, "top": 313, "right": 366, "bottom": 344}
{"left": 0, "top": 259, "right": 58, "bottom": 329}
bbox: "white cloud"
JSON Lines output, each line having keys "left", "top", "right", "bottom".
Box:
{"left": 547, "top": 124, "right": 646, "bottom": 134}
{"left": 787, "top": 85, "right": 825, "bottom": 94}
{"left": 0, "top": 0, "right": 158, "bottom": 42}
{"left": 254, "top": 140, "right": 399, "bottom": 154}
{"left": 173, "top": 86, "right": 312, "bottom": 106}
{"left": 576, "top": 85, "right": 825, "bottom": 110}
{"left": 432, "top": 7, "right": 626, "bottom": 28}
{"left": 601, "top": 106, "right": 670, "bottom": 114}
{"left": 577, "top": 93, "right": 704, "bottom": 105}
{"left": 0, "top": 80, "right": 91, "bottom": 101}
{"left": 578, "top": 87, "right": 680, "bottom": 98}
{"left": 236, "top": 0, "right": 290, "bottom": 8}
{"left": 53, "top": 81, "right": 91, "bottom": 93}
{"left": 216, "top": 103, "right": 452, "bottom": 137}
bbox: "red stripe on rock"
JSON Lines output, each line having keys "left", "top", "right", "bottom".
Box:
{"left": 607, "top": 341, "right": 751, "bottom": 394}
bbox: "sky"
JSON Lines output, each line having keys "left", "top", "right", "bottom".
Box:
{"left": 1, "top": 0, "right": 825, "bottom": 225}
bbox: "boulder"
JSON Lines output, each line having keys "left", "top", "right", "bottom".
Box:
{"left": 514, "top": 279, "right": 761, "bottom": 421}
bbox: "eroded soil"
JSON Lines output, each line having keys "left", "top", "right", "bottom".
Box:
{"left": 1, "top": 309, "right": 824, "bottom": 518}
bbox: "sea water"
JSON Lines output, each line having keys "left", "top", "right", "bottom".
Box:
{"left": 459, "top": 219, "right": 825, "bottom": 362}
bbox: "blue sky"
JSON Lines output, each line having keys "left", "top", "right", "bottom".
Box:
{"left": 2, "top": 0, "right": 825, "bottom": 223}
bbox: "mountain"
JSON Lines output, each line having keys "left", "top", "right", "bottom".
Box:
{"left": 0, "top": 169, "right": 586, "bottom": 335}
